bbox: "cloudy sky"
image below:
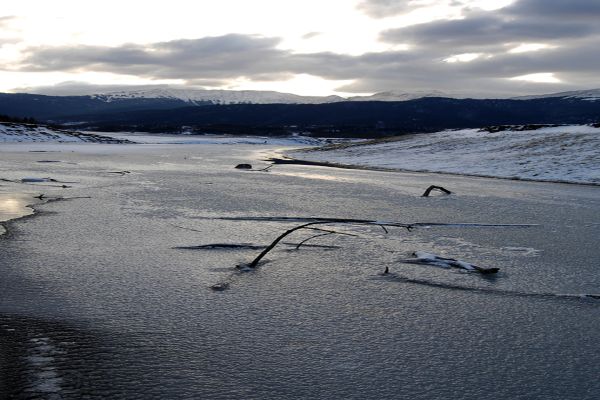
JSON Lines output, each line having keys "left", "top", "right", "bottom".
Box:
{"left": 1, "top": 0, "right": 598, "bottom": 97}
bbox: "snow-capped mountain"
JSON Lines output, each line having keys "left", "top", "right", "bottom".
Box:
{"left": 513, "top": 89, "right": 600, "bottom": 101}
{"left": 348, "top": 90, "right": 452, "bottom": 102}
{"left": 91, "top": 87, "right": 345, "bottom": 105}
{"left": 87, "top": 86, "right": 458, "bottom": 104}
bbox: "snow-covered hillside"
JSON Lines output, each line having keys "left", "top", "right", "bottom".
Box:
{"left": 0, "top": 122, "right": 132, "bottom": 143}
{"left": 292, "top": 124, "right": 600, "bottom": 184}
{"left": 348, "top": 90, "right": 452, "bottom": 102}
{"left": 91, "top": 87, "right": 345, "bottom": 105}
{"left": 514, "top": 89, "right": 600, "bottom": 101}
{"left": 21, "top": 84, "right": 600, "bottom": 104}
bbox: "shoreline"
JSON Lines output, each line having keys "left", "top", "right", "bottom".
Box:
{"left": 0, "top": 201, "right": 43, "bottom": 399}
{"left": 0, "top": 193, "right": 51, "bottom": 398}
{"left": 0, "top": 194, "right": 41, "bottom": 238}
{"left": 275, "top": 154, "right": 600, "bottom": 188}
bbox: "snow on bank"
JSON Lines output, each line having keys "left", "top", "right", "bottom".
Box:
{"left": 0, "top": 122, "right": 132, "bottom": 143}
{"left": 292, "top": 125, "right": 600, "bottom": 185}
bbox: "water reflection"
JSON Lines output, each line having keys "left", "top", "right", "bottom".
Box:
{"left": 0, "top": 193, "right": 33, "bottom": 222}
{"left": 274, "top": 171, "right": 352, "bottom": 182}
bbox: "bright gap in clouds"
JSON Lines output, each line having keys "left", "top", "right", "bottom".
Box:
{"left": 509, "top": 43, "right": 553, "bottom": 54}
{"left": 510, "top": 73, "right": 562, "bottom": 84}
{"left": 470, "top": 0, "right": 516, "bottom": 11}
{"left": 225, "top": 74, "right": 368, "bottom": 98}
{"left": 444, "top": 53, "right": 482, "bottom": 63}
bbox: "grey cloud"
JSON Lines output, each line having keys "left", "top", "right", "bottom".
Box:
{"left": 357, "top": 0, "right": 415, "bottom": 18}
{"left": 0, "top": 15, "right": 19, "bottom": 46}
{"left": 368, "top": 0, "right": 600, "bottom": 95}
{"left": 20, "top": 34, "right": 288, "bottom": 79}
{"left": 0, "top": 38, "right": 20, "bottom": 46}
{"left": 16, "top": 34, "right": 430, "bottom": 89}
{"left": 357, "top": 0, "right": 455, "bottom": 18}
{"left": 13, "top": 81, "right": 179, "bottom": 96}
{"left": 302, "top": 32, "right": 322, "bottom": 40}
{"left": 382, "top": 7, "right": 599, "bottom": 49}
{"left": 0, "top": 15, "right": 16, "bottom": 25}
{"left": 508, "top": 0, "right": 600, "bottom": 18}
{"left": 458, "top": 38, "right": 600, "bottom": 76}
{"left": 14, "top": 28, "right": 600, "bottom": 98}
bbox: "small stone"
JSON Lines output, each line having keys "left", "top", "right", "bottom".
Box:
{"left": 235, "top": 164, "right": 252, "bottom": 169}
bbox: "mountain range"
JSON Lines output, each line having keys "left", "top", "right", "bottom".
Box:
{"left": 1, "top": 87, "right": 599, "bottom": 137}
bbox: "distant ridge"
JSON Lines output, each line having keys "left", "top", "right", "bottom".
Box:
{"left": 20, "top": 85, "right": 461, "bottom": 105}
{"left": 513, "top": 88, "right": 600, "bottom": 101}
{"left": 1, "top": 87, "right": 599, "bottom": 138}
{"left": 348, "top": 90, "right": 452, "bottom": 102}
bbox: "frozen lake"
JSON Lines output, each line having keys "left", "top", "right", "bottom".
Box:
{"left": 1, "top": 140, "right": 599, "bottom": 399}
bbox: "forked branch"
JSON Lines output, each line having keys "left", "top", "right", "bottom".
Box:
{"left": 422, "top": 185, "right": 452, "bottom": 197}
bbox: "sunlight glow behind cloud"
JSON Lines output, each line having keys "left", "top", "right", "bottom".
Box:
{"left": 508, "top": 43, "right": 554, "bottom": 54}
{"left": 510, "top": 73, "right": 562, "bottom": 83}
{"left": 444, "top": 53, "right": 482, "bottom": 63}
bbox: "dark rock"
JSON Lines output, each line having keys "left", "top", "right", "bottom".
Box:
{"left": 235, "top": 164, "right": 252, "bottom": 169}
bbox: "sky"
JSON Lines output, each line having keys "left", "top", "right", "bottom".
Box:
{"left": 1, "top": 0, "right": 599, "bottom": 97}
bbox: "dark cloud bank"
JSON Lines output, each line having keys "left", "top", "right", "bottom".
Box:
{"left": 12, "top": 0, "right": 600, "bottom": 96}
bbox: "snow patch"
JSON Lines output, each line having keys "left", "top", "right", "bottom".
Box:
{"left": 0, "top": 122, "right": 133, "bottom": 143}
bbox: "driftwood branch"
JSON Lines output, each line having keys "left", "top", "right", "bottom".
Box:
{"left": 292, "top": 227, "right": 357, "bottom": 250}
{"left": 255, "top": 164, "right": 273, "bottom": 172}
{"left": 239, "top": 218, "right": 537, "bottom": 272}
{"left": 295, "top": 232, "right": 335, "bottom": 250}
{"left": 303, "top": 227, "right": 358, "bottom": 237}
{"left": 377, "top": 224, "right": 389, "bottom": 234}
{"left": 205, "top": 216, "right": 540, "bottom": 291}
{"left": 422, "top": 185, "right": 452, "bottom": 197}
{"left": 243, "top": 219, "right": 418, "bottom": 268}
{"left": 244, "top": 221, "right": 327, "bottom": 268}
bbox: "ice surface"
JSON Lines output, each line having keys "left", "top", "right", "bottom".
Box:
{"left": 1, "top": 137, "right": 599, "bottom": 399}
